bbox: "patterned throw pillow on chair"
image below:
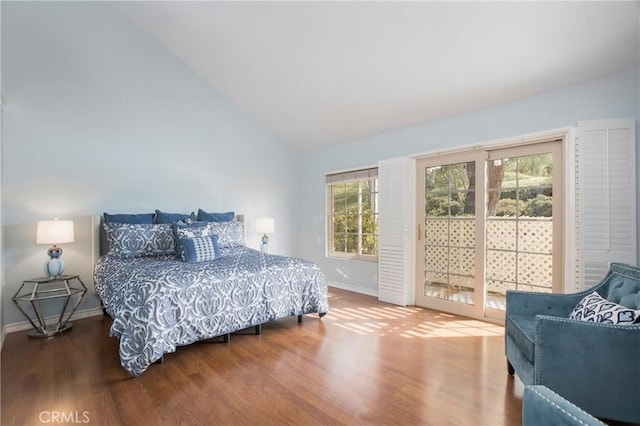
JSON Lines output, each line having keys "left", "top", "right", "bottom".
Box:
{"left": 569, "top": 291, "right": 640, "bottom": 325}
{"left": 179, "top": 235, "right": 221, "bottom": 263}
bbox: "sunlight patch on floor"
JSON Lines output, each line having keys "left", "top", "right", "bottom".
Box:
{"left": 326, "top": 305, "right": 504, "bottom": 338}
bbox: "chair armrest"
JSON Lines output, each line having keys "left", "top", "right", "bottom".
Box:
{"left": 523, "top": 385, "right": 606, "bottom": 426}
{"left": 534, "top": 316, "right": 640, "bottom": 423}
{"left": 506, "top": 290, "right": 583, "bottom": 318}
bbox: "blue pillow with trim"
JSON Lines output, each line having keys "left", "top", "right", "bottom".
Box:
{"left": 179, "top": 235, "right": 221, "bottom": 263}
{"left": 197, "top": 209, "right": 234, "bottom": 222}
{"left": 104, "top": 212, "right": 155, "bottom": 224}
{"left": 155, "top": 210, "right": 196, "bottom": 224}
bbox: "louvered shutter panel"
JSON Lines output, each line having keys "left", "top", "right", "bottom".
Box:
{"left": 378, "top": 157, "right": 410, "bottom": 305}
{"left": 577, "top": 119, "right": 636, "bottom": 290}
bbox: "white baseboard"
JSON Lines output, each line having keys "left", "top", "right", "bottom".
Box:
{"left": 328, "top": 281, "right": 378, "bottom": 297}
{"left": 4, "top": 306, "right": 104, "bottom": 335}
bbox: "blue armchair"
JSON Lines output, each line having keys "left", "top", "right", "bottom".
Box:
{"left": 523, "top": 385, "right": 606, "bottom": 426}
{"left": 505, "top": 262, "right": 640, "bottom": 424}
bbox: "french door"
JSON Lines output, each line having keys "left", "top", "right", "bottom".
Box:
{"left": 415, "top": 141, "right": 563, "bottom": 320}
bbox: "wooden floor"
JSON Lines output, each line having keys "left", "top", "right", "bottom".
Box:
{"left": 2, "top": 288, "right": 525, "bottom": 426}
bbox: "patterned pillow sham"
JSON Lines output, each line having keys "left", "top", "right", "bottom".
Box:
{"left": 569, "top": 291, "right": 640, "bottom": 325}
{"left": 104, "top": 223, "right": 176, "bottom": 258}
{"left": 179, "top": 235, "right": 221, "bottom": 263}
{"left": 207, "top": 221, "right": 245, "bottom": 248}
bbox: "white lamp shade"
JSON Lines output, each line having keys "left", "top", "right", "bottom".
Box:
{"left": 256, "top": 218, "right": 275, "bottom": 234}
{"left": 37, "top": 220, "right": 75, "bottom": 244}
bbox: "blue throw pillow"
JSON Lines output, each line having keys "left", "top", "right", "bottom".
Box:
{"left": 197, "top": 209, "right": 235, "bottom": 222}
{"left": 179, "top": 235, "right": 221, "bottom": 263}
{"left": 155, "top": 210, "right": 196, "bottom": 224}
{"left": 103, "top": 212, "right": 155, "bottom": 224}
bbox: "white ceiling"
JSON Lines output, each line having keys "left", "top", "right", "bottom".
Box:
{"left": 115, "top": 1, "right": 640, "bottom": 152}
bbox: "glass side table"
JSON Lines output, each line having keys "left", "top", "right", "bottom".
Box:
{"left": 12, "top": 274, "right": 87, "bottom": 338}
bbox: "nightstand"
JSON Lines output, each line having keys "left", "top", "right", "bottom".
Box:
{"left": 12, "top": 275, "right": 88, "bottom": 338}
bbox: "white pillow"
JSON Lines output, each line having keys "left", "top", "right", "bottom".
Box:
{"left": 569, "top": 291, "right": 640, "bottom": 325}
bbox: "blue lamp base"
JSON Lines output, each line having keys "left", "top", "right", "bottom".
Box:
{"left": 261, "top": 234, "right": 269, "bottom": 253}
{"left": 45, "top": 245, "right": 65, "bottom": 277}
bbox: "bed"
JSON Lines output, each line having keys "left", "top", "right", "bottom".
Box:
{"left": 93, "top": 211, "right": 329, "bottom": 377}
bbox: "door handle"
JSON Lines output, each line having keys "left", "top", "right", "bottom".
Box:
{"left": 417, "top": 223, "right": 422, "bottom": 240}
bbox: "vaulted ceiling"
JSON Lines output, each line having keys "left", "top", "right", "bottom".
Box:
{"left": 115, "top": 1, "right": 640, "bottom": 152}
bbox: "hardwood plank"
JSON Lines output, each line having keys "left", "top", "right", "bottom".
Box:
{"left": 1, "top": 288, "right": 524, "bottom": 425}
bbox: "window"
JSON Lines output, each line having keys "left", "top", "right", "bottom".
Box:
{"left": 326, "top": 168, "right": 378, "bottom": 261}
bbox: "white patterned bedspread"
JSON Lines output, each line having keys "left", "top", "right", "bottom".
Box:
{"left": 94, "top": 246, "right": 329, "bottom": 376}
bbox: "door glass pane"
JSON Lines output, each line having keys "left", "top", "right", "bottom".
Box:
{"left": 486, "top": 153, "right": 554, "bottom": 310}
{"left": 423, "top": 161, "right": 475, "bottom": 305}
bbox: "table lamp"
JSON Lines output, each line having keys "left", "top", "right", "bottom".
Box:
{"left": 37, "top": 219, "right": 75, "bottom": 277}
{"left": 256, "top": 218, "right": 275, "bottom": 253}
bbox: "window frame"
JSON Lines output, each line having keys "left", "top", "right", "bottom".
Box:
{"left": 326, "top": 168, "right": 379, "bottom": 262}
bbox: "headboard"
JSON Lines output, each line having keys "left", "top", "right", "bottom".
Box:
{"left": 99, "top": 215, "right": 107, "bottom": 257}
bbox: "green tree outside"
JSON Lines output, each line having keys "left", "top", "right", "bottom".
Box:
{"left": 331, "top": 179, "right": 378, "bottom": 256}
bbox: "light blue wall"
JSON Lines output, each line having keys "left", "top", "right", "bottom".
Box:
{"left": 1, "top": 2, "right": 297, "bottom": 326}
{"left": 297, "top": 67, "right": 640, "bottom": 295}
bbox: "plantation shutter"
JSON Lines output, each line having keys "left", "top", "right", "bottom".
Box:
{"left": 378, "top": 157, "right": 411, "bottom": 305}
{"left": 576, "top": 118, "right": 636, "bottom": 290}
